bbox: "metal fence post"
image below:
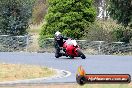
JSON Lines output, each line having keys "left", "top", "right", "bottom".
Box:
{"left": 26, "top": 35, "right": 29, "bottom": 52}
{"left": 92, "top": 41, "right": 104, "bottom": 54}
{"left": 98, "top": 41, "right": 104, "bottom": 54}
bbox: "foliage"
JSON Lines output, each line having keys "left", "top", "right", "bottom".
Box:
{"left": 83, "top": 19, "right": 117, "bottom": 42}
{"left": 108, "top": 0, "right": 132, "bottom": 27}
{"left": 112, "top": 27, "right": 132, "bottom": 43}
{"left": 83, "top": 22, "right": 107, "bottom": 41}
{"left": 0, "top": 0, "right": 35, "bottom": 35}
{"left": 83, "top": 19, "right": 132, "bottom": 43}
{"left": 40, "top": 0, "right": 96, "bottom": 40}
{"left": 38, "top": 34, "right": 53, "bottom": 48}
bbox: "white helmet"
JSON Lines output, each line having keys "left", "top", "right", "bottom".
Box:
{"left": 55, "top": 31, "right": 61, "bottom": 36}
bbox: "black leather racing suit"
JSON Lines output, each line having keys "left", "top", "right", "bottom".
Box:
{"left": 54, "top": 35, "right": 68, "bottom": 57}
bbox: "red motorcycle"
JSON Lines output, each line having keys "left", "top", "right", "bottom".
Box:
{"left": 55, "top": 39, "right": 86, "bottom": 59}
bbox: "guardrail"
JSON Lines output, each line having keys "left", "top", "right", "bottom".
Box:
{"left": 0, "top": 36, "right": 132, "bottom": 55}
{"left": 44, "top": 38, "right": 132, "bottom": 55}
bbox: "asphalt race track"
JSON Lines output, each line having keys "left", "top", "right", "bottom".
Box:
{"left": 0, "top": 52, "right": 132, "bottom": 84}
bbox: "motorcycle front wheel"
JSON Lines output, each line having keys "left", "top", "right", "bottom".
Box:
{"left": 77, "top": 49, "right": 86, "bottom": 59}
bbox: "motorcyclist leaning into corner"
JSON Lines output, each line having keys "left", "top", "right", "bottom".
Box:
{"left": 54, "top": 31, "right": 68, "bottom": 58}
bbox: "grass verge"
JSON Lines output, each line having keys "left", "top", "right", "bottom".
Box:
{"left": 0, "top": 63, "right": 56, "bottom": 82}
{"left": 0, "top": 83, "right": 132, "bottom": 88}
{"left": 76, "top": 84, "right": 132, "bottom": 88}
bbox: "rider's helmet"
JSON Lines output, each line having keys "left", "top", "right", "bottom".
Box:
{"left": 55, "top": 31, "right": 62, "bottom": 40}
{"left": 55, "top": 31, "right": 61, "bottom": 36}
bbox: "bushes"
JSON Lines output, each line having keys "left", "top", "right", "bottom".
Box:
{"left": 39, "top": 18, "right": 132, "bottom": 48}
{"left": 83, "top": 19, "right": 132, "bottom": 43}
{"left": 38, "top": 34, "right": 53, "bottom": 48}
{"left": 39, "top": 0, "right": 96, "bottom": 44}
{"left": 112, "top": 27, "right": 132, "bottom": 43}
{"left": 0, "top": 0, "right": 35, "bottom": 35}
{"left": 83, "top": 19, "right": 117, "bottom": 42}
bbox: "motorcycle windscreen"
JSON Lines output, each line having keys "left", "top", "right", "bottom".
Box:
{"left": 71, "top": 40, "right": 77, "bottom": 46}
{"left": 65, "top": 40, "right": 77, "bottom": 46}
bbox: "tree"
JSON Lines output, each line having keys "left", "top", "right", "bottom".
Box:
{"left": 109, "top": 0, "right": 132, "bottom": 27}
{"left": 0, "top": 0, "right": 35, "bottom": 35}
{"left": 40, "top": 0, "right": 96, "bottom": 39}
{"left": 108, "top": 0, "right": 132, "bottom": 43}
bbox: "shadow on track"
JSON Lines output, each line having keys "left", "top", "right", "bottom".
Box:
{"left": 54, "top": 57, "right": 86, "bottom": 60}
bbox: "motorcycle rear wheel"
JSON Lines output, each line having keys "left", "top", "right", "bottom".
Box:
{"left": 70, "top": 56, "right": 74, "bottom": 59}
{"left": 55, "top": 53, "right": 60, "bottom": 58}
